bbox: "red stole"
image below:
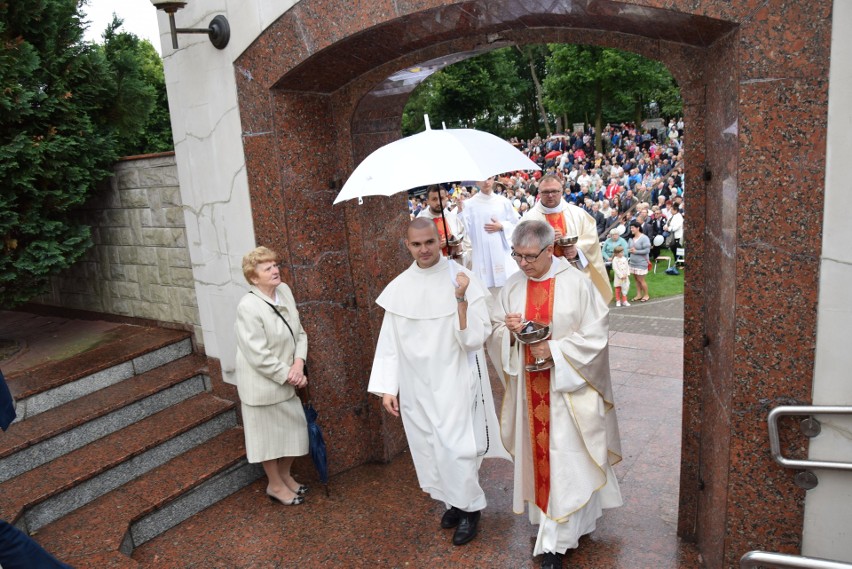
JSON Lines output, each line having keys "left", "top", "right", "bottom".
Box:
{"left": 544, "top": 212, "right": 567, "bottom": 258}
{"left": 432, "top": 217, "right": 454, "bottom": 256}
{"left": 524, "top": 277, "right": 556, "bottom": 513}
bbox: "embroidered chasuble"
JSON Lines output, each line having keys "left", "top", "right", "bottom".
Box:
{"left": 544, "top": 213, "right": 568, "bottom": 258}
{"left": 431, "top": 217, "right": 454, "bottom": 256}
{"left": 524, "top": 277, "right": 556, "bottom": 513}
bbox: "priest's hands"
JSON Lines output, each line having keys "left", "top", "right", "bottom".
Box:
{"left": 529, "top": 341, "right": 552, "bottom": 360}
{"left": 505, "top": 313, "right": 524, "bottom": 334}
{"left": 382, "top": 394, "right": 400, "bottom": 417}
{"left": 455, "top": 273, "right": 470, "bottom": 298}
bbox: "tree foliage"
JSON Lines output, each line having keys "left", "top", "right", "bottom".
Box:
{"left": 402, "top": 47, "right": 528, "bottom": 135}
{"left": 0, "top": 3, "right": 171, "bottom": 308}
{"left": 402, "top": 43, "right": 682, "bottom": 140}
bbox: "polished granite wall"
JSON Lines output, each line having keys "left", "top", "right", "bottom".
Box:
{"left": 230, "top": 1, "right": 831, "bottom": 566}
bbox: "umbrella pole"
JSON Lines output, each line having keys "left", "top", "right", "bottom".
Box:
{"left": 438, "top": 191, "right": 450, "bottom": 255}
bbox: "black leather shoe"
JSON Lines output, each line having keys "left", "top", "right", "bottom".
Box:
{"left": 441, "top": 506, "right": 461, "bottom": 529}
{"left": 452, "top": 510, "right": 481, "bottom": 545}
{"left": 540, "top": 552, "right": 563, "bottom": 569}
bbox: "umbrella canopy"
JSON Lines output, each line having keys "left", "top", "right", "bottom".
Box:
{"left": 333, "top": 118, "right": 540, "bottom": 204}
{"left": 544, "top": 150, "right": 561, "bottom": 160}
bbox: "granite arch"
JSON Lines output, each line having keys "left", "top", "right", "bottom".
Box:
{"left": 231, "top": 1, "right": 831, "bottom": 566}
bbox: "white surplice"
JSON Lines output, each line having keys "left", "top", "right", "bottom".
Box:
{"left": 417, "top": 207, "right": 472, "bottom": 269}
{"left": 460, "top": 192, "right": 520, "bottom": 288}
{"left": 368, "top": 257, "right": 510, "bottom": 512}
{"left": 524, "top": 201, "right": 613, "bottom": 303}
{"left": 489, "top": 257, "right": 622, "bottom": 554}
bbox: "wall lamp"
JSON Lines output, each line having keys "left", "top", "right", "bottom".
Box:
{"left": 149, "top": 1, "right": 230, "bottom": 50}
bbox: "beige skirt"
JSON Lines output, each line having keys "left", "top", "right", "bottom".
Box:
{"left": 241, "top": 397, "right": 309, "bottom": 463}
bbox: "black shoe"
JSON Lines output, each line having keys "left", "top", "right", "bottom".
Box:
{"left": 452, "top": 510, "right": 481, "bottom": 546}
{"left": 441, "top": 506, "right": 461, "bottom": 529}
{"left": 540, "top": 552, "right": 563, "bottom": 569}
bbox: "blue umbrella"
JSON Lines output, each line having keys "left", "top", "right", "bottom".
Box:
{"left": 302, "top": 385, "right": 329, "bottom": 495}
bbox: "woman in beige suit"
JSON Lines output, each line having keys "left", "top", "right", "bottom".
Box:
{"left": 235, "top": 247, "right": 309, "bottom": 505}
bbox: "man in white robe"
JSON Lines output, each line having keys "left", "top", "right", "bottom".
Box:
{"left": 524, "top": 174, "right": 612, "bottom": 303}
{"left": 417, "top": 185, "right": 472, "bottom": 269}
{"left": 490, "top": 220, "right": 622, "bottom": 569}
{"left": 368, "top": 218, "right": 509, "bottom": 546}
{"left": 460, "top": 177, "right": 520, "bottom": 294}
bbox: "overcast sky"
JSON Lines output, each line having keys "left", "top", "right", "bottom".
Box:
{"left": 81, "top": 0, "right": 162, "bottom": 51}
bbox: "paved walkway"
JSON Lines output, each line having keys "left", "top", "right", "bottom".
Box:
{"left": 1, "top": 302, "right": 693, "bottom": 568}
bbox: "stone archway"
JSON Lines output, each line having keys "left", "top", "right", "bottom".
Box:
{"left": 231, "top": 2, "right": 831, "bottom": 567}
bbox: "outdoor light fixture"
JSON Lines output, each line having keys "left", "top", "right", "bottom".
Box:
{"left": 149, "top": 1, "right": 230, "bottom": 50}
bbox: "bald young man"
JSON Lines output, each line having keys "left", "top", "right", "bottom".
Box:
{"left": 368, "top": 218, "right": 509, "bottom": 546}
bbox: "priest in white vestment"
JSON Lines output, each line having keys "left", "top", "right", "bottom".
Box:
{"left": 416, "top": 185, "right": 472, "bottom": 269}
{"left": 524, "top": 174, "right": 613, "bottom": 303}
{"left": 459, "top": 177, "right": 520, "bottom": 293}
{"left": 368, "top": 218, "right": 509, "bottom": 547}
{"left": 490, "top": 220, "right": 622, "bottom": 569}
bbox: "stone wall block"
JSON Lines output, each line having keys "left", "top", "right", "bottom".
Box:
{"left": 136, "top": 208, "right": 155, "bottom": 228}
{"left": 169, "top": 267, "right": 195, "bottom": 288}
{"left": 113, "top": 281, "right": 141, "bottom": 300}
{"left": 140, "top": 283, "right": 170, "bottom": 304}
{"left": 101, "top": 209, "right": 131, "bottom": 227}
{"left": 159, "top": 187, "right": 182, "bottom": 207}
{"left": 167, "top": 248, "right": 191, "bottom": 268}
{"left": 139, "top": 165, "right": 179, "bottom": 187}
{"left": 116, "top": 167, "right": 140, "bottom": 189}
{"left": 136, "top": 265, "right": 162, "bottom": 286}
{"left": 164, "top": 207, "right": 185, "bottom": 227}
{"left": 142, "top": 228, "right": 187, "bottom": 248}
{"left": 119, "top": 188, "right": 151, "bottom": 209}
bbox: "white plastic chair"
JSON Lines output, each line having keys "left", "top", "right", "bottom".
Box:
{"left": 654, "top": 255, "right": 672, "bottom": 273}
{"left": 675, "top": 247, "right": 685, "bottom": 266}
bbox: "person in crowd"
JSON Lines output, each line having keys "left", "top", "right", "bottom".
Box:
{"left": 619, "top": 189, "right": 636, "bottom": 215}
{"left": 461, "top": 176, "right": 521, "bottom": 295}
{"left": 649, "top": 207, "right": 667, "bottom": 260}
{"left": 627, "top": 221, "right": 651, "bottom": 302}
{"left": 418, "top": 185, "right": 472, "bottom": 268}
{"left": 235, "top": 247, "right": 309, "bottom": 506}
{"left": 665, "top": 203, "right": 685, "bottom": 251}
{"left": 369, "top": 219, "right": 508, "bottom": 546}
{"left": 602, "top": 227, "right": 629, "bottom": 273}
{"left": 590, "top": 201, "right": 607, "bottom": 237}
{"left": 524, "top": 174, "right": 612, "bottom": 302}
{"left": 611, "top": 245, "right": 631, "bottom": 307}
{"left": 490, "top": 220, "right": 622, "bottom": 569}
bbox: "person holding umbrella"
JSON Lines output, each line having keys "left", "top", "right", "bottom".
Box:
{"left": 368, "top": 218, "right": 509, "bottom": 547}
{"left": 234, "top": 246, "right": 310, "bottom": 506}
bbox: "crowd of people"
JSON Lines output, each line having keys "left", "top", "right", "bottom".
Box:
{"left": 231, "top": 121, "right": 686, "bottom": 569}
{"left": 409, "top": 120, "right": 686, "bottom": 303}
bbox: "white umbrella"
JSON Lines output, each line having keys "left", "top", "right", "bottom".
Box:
{"left": 333, "top": 116, "right": 540, "bottom": 205}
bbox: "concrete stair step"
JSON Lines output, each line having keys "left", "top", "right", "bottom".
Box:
{"left": 32, "top": 428, "right": 259, "bottom": 569}
{"left": 6, "top": 326, "right": 192, "bottom": 420}
{"left": 0, "top": 393, "right": 236, "bottom": 532}
{"left": 0, "top": 354, "right": 209, "bottom": 483}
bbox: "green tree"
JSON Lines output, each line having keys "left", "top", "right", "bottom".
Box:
{"left": 401, "top": 47, "right": 527, "bottom": 137}
{"left": 544, "top": 45, "right": 680, "bottom": 149}
{"left": 0, "top": 3, "right": 169, "bottom": 308}
{"left": 100, "top": 16, "right": 172, "bottom": 155}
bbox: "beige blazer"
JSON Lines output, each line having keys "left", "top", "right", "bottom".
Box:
{"left": 234, "top": 284, "right": 308, "bottom": 406}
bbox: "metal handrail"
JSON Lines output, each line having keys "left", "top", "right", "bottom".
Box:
{"left": 741, "top": 550, "right": 852, "bottom": 568}
{"left": 768, "top": 406, "right": 852, "bottom": 471}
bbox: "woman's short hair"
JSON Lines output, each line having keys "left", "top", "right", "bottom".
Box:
{"left": 242, "top": 246, "right": 278, "bottom": 284}
{"left": 512, "top": 220, "right": 554, "bottom": 250}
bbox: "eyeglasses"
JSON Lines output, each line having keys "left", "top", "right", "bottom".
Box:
{"left": 510, "top": 245, "right": 549, "bottom": 263}
{"left": 539, "top": 190, "right": 562, "bottom": 196}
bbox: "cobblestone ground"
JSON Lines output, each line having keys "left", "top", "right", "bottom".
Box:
{"left": 609, "top": 294, "right": 684, "bottom": 338}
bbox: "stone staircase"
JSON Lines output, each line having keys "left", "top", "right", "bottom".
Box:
{"left": 0, "top": 325, "right": 261, "bottom": 567}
